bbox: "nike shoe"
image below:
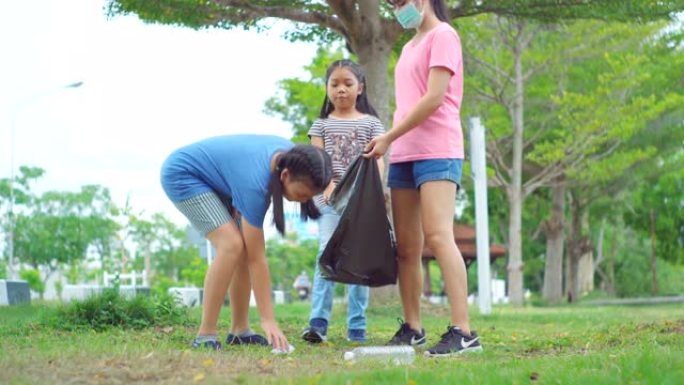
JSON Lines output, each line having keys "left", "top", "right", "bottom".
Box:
{"left": 387, "top": 318, "right": 427, "bottom": 346}
{"left": 424, "top": 326, "right": 483, "bottom": 357}
{"left": 225, "top": 332, "right": 269, "bottom": 346}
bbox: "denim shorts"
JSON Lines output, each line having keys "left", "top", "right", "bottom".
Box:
{"left": 387, "top": 159, "right": 463, "bottom": 189}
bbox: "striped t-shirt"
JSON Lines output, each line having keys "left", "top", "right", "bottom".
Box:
{"left": 308, "top": 115, "right": 385, "bottom": 206}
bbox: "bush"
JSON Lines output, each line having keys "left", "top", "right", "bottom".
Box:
{"left": 150, "top": 274, "right": 178, "bottom": 297}
{"left": 48, "top": 289, "right": 190, "bottom": 331}
{"left": 20, "top": 269, "right": 45, "bottom": 297}
{"left": 180, "top": 256, "right": 208, "bottom": 288}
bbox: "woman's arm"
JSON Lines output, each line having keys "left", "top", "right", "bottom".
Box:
{"left": 388, "top": 67, "right": 451, "bottom": 141}
{"left": 241, "top": 219, "right": 289, "bottom": 350}
{"left": 365, "top": 67, "right": 452, "bottom": 158}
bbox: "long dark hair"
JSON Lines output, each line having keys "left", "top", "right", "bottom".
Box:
{"left": 268, "top": 145, "right": 332, "bottom": 236}
{"left": 319, "top": 59, "right": 379, "bottom": 119}
{"left": 386, "top": 0, "right": 450, "bottom": 23}
{"left": 430, "top": 0, "right": 450, "bottom": 23}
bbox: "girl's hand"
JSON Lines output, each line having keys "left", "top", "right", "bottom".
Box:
{"left": 364, "top": 133, "right": 391, "bottom": 159}
{"left": 261, "top": 319, "right": 289, "bottom": 352}
{"left": 323, "top": 182, "right": 337, "bottom": 203}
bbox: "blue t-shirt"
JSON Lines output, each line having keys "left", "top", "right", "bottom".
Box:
{"left": 160, "top": 135, "right": 293, "bottom": 228}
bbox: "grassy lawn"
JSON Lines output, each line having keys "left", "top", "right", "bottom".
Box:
{"left": 1, "top": 299, "right": 683, "bottom": 384}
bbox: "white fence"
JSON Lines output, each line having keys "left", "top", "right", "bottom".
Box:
{"left": 103, "top": 271, "right": 148, "bottom": 288}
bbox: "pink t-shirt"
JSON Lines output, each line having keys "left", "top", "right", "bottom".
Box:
{"left": 390, "top": 22, "right": 464, "bottom": 163}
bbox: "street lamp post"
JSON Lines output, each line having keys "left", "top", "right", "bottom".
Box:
{"left": 6, "top": 81, "right": 83, "bottom": 279}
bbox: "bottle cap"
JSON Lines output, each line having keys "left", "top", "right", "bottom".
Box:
{"left": 343, "top": 351, "right": 354, "bottom": 361}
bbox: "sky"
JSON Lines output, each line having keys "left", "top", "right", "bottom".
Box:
{"left": 0, "top": 0, "right": 319, "bottom": 230}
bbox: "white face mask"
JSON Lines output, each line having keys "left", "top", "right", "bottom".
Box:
{"left": 394, "top": 1, "right": 424, "bottom": 30}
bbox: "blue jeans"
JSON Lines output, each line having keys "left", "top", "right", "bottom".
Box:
{"left": 309, "top": 203, "right": 369, "bottom": 331}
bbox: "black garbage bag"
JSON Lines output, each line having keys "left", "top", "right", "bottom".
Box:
{"left": 319, "top": 156, "right": 397, "bottom": 287}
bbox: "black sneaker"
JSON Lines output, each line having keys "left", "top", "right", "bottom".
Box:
{"left": 225, "top": 333, "right": 269, "bottom": 346}
{"left": 387, "top": 318, "right": 427, "bottom": 346}
{"left": 302, "top": 318, "right": 328, "bottom": 344}
{"left": 425, "top": 326, "right": 483, "bottom": 357}
{"left": 191, "top": 337, "right": 222, "bottom": 351}
{"left": 301, "top": 326, "right": 327, "bottom": 343}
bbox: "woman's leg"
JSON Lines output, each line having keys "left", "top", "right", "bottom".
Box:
{"left": 391, "top": 188, "right": 424, "bottom": 331}
{"left": 420, "top": 181, "right": 470, "bottom": 334}
{"left": 198, "top": 221, "right": 244, "bottom": 336}
{"left": 228, "top": 252, "right": 251, "bottom": 334}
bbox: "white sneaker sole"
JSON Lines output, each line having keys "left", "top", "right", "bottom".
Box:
{"left": 424, "top": 345, "right": 483, "bottom": 357}
{"left": 301, "top": 330, "right": 327, "bottom": 343}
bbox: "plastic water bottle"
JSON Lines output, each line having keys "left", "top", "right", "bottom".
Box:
{"left": 343, "top": 346, "right": 415, "bottom": 365}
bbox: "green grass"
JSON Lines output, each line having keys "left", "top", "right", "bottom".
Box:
{"left": 1, "top": 300, "right": 683, "bottom": 384}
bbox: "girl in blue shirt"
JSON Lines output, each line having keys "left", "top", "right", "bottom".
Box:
{"left": 161, "top": 134, "right": 332, "bottom": 351}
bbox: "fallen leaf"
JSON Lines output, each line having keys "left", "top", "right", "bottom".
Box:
{"left": 162, "top": 326, "right": 174, "bottom": 334}
{"left": 202, "top": 358, "right": 215, "bottom": 368}
{"left": 194, "top": 372, "right": 205, "bottom": 382}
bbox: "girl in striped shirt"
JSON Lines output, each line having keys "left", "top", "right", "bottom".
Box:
{"left": 302, "top": 59, "right": 385, "bottom": 344}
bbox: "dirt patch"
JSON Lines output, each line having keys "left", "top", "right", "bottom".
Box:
{"left": 658, "top": 319, "right": 684, "bottom": 334}
{"left": 1, "top": 346, "right": 355, "bottom": 385}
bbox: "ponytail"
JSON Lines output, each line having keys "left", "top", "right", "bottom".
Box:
{"left": 269, "top": 169, "right": 286, "bottom": 235}
{"left": 268, "top": 145, "right": 332, "bottom": 236}
{"left": 431, "top": 0, "right": 450, "bottom": 23}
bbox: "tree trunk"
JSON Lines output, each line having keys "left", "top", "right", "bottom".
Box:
{"left": 348, "top": 1, "right": 397, "bottom": 127}
{"left": 594, "top": 219, "right": 612, "bottom": 294}
{"left": 506, "top": 25, "right": 527, "bottom": 307}
{"left": 356, "top": 42, "right": 392, "bottom": 126}
{"left": 356, "top": 38, "right": 393, "bottom": 188}
{"left": 566, "top": 192, "right": 591, "bottom": 302}
{"left": 144, "top": 246, "right": 152, "bottom": 284}
{"left": 649, "top": 210, "right": 658, "bottom": 295}
{"left": 606, "top": 232, "right": 616, "bottom": 296}
{"left": 542, "top": 182, "right": 565, "bottom": 303}
{"left": 567, "top": 196, "right": 580, "bottom": 302}
{"left": 578, "top": 250, "right": 594, "bottom": 294}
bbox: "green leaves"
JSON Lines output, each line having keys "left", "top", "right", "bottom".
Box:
{"left": 19, "top": 269, "right": 45, "bottom": 297}
{"left": 264, "top": 47, "right": 346, "bottom": 141}
{"left": 12, "top": 185, "right": 120, "bottom": 272}
{"left": 624, "top": 159, "right": 684, "bottom": 266}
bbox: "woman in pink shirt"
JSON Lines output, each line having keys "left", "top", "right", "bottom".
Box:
{"left": 365, "top": 0, "right": 482, "bottom": 357}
